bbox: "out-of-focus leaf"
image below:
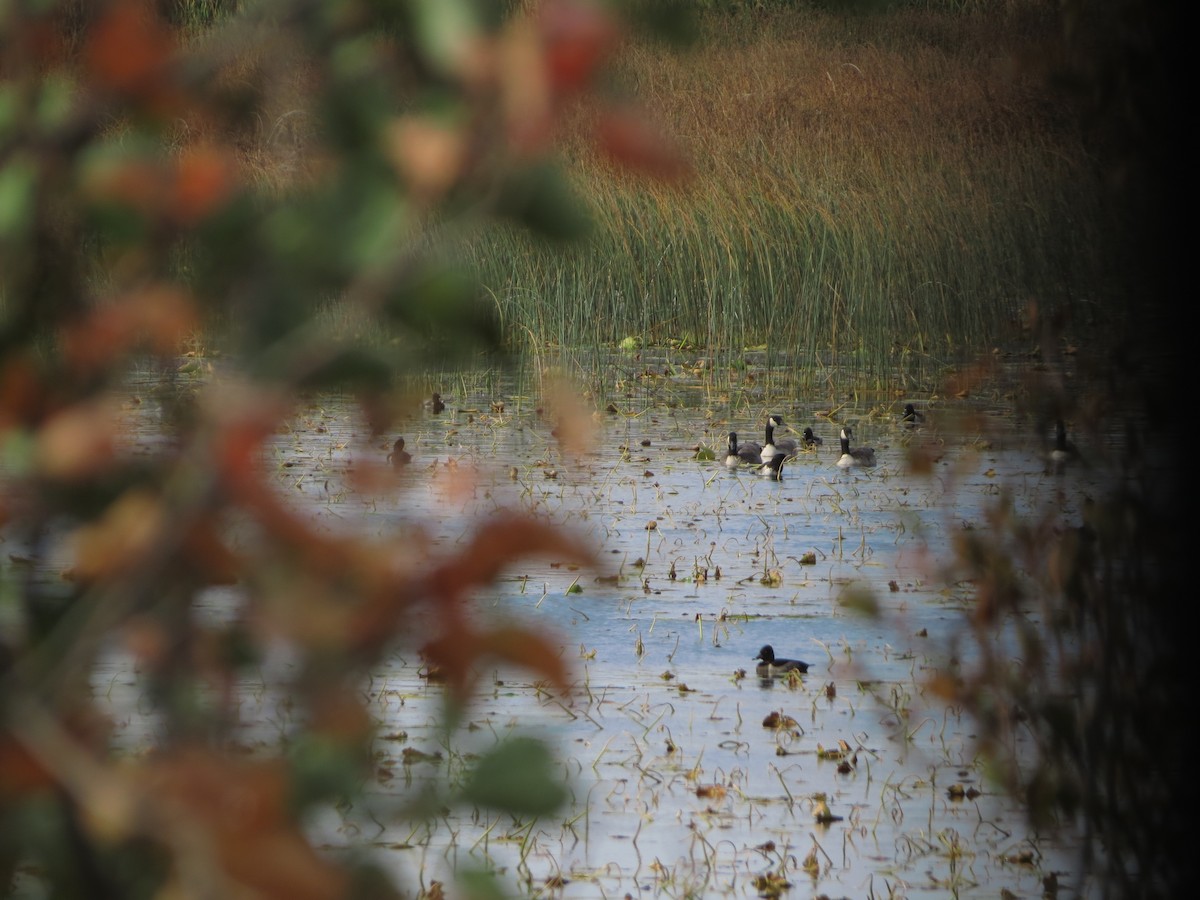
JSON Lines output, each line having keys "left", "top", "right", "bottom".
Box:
{"left": 538, "top": 0, "right": 623, "bottom": 96}
{"left": 0, "top": 157, "right": 37, "bottom": 240}
{"left": 460, "top": 736, "right": 567, "bottom": 815}
{"left": 617, "top": 0, "right": 698, "bottom": 47}
{"left": 494, "top": 161, "right": 591, "bottom": 240}
{"left": 838, "top": 584, "right": 879, "bottom": 617}
{"left": 82, "top": 0, "right": 179, "bottom": 110}
{"left": 455, "top": 867, "right": 509, "bottom": 900}
{"left": 170, "top": 145, "right": 238, "bottom": 226}
{"left": 424, "top": 511, "right": 598, "bottom": 603}
{"left": 36, "top": 400, "right": 122, "bottom": 482}
{"left": 288, "top": 732, "right": 369, "bottom": 810}
{"left": 384, "top": 115, "right": 468, "bottom": 201}
{"left": 596, "top": 106, "right": 691, "bottom": 181}
{"left": 70, "top": 488, "right": 163, "bottom": 581}
{"left": 381, "top": 257, "right": 500, "bottom": 352}
{"left": 146, "top": 747, "right": 350, "bottom": 899}
{"left": 296, "top": 345, "right": 394, "bottom": 393}
{"left": 411, "top": 0, "right": 484, "bottom": 79}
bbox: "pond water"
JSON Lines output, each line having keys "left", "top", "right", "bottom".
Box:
{"left": 88, "top": 354, "right": 1112, "bottom": 899}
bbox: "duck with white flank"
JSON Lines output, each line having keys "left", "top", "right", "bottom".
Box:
{"left": 900, "top": 403, "right": 925, "bottom": 427}
{"left": 754, "top": 644, "right": 809, "bottom": 676}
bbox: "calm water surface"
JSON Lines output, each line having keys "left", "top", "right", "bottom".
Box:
{"left": 91, "top": 358, "right": 1113, "bottom": 899}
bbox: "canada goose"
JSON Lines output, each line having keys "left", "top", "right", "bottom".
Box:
{"left": 836, "top": 426, "right": 876, "bottom": 468}
{"left": 1048, "top": 419, "right": 1081, "bottom": 470}
{"left": 388, "top": 437, "right": 412, "bottom": 468}
{"left": 758, "top": 452, "right": 786, "bottom": 480}
{"left": 900, "top": 403, "right": 925, "bottom": 427}
{"left": 801, "top": 427, "right": 823, "bottom": 449}
{"left": 760, "top": 414, "right": 799, "bottom": 462}
{"left": 725, "top": 432, "right": 763, "bottom": 468}
{"left": 754, "top": 644, "right": 809, "bottom": 676}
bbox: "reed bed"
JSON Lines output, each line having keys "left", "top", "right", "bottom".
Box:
{"left": 462, "top": 3, "right": 1119, "bottom": 394}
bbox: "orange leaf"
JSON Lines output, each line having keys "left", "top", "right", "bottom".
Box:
{"left": 36, "top": 399, "right": 121, "bottom": 481}
{"left": 421, "top": 624, "right": 571, "bottom": 703}
{"left": 171, "top": 145, "right": 237, "bottom": 225}
{"left": 596, "top": 107, "right": 692, "bottom": 181}
{"left": 83, "top": 0, "right": 176, "bottom": 105}
{"left": 147, "top": 748, "right": 348, "bottom": 900}
{"left": 423, "top": 511, "right": 597, "bottom": 603}
{"left": 476, "top": 625, "right": 572, "bottom": 694}
{"left": 539, "top": 0, "right": 623, "bottom": 96}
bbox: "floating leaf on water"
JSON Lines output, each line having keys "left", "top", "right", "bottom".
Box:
{"left": 695, "top": 784, "right": 726, "bottom": 800}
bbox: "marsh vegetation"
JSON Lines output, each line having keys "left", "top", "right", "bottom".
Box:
{"left": 0, "top": 1, "right": 1183, "bottom": 899}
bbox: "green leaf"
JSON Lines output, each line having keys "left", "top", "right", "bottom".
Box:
{"left": 495, "top": 162, "right": 592, "bottom": 241}
{"left": 460, "top": 737, "right": 567, "bottom": 816}
{"left": 0, "top": 157, "right": 36, "bottom": 240}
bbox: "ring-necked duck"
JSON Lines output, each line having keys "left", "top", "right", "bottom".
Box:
{"left": 754, "top": 644, "right": 809, "bottom": 676}
{"left": 388, "top": 437, "right": 412, "bottom": 468}
{"left": 900, "top": 403, "right": 925, "bottom": 427}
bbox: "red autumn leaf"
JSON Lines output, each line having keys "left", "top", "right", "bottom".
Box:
{"left": 0, "top": 736, "right": 58, "bottom": 797}
{"left": 596, "top": 107, "right": 692, "bottom": 181}
{"left": 421, "top": 624, "right": 572, "bottom": 704}
{"left": 539, "top": 0, "right": 623, "bottom": 96}
{"left": 171, "top": 145, "right": 238, "bottom": 226}
{"left": 146, "top": 748, "right": 349, "bottom": 900}
{"left": 422, "top": 511, "right": 598, "bottom": 603}
{"left": 83, "top": 0, "right": 176, "bottom": 103}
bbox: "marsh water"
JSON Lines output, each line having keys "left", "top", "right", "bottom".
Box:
{"left": 91, "top": 353, "right": 1110, "bottom": 899}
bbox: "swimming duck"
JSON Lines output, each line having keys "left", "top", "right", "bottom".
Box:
{"left": 758, "top": 452, "right": 787, "bottom": 480}
{"left": 388, "top": 437, "right": 412, "bottom": 468}
{"left": 725, "top": 432, "right": 763, "bottom": 468}
{"left": 428, "top": 392, "right": 446, "bottom": 414}
{"left": 801, "top": 427, "right": 823, "bottom": 449}
{"left": 754, "top": 644, "right": 809, "bottom": 676}
{"left": 760, "top": 414, "right": 799, "bottom": 462}
{"left": 836, "top": 426, "right": 876, "bottom": 468}
{"left": 900, "top": 403, "right": 925, "bottom": 427}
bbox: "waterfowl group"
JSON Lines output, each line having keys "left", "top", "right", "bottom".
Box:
{"left": 836, "top": 426, "right": 876, "bottom": 468}
{"left": 754, "top": 644, "right": 809, "bottom": 676}
{"left": 725, "top": 432, "right": 763, "bottom": 468}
